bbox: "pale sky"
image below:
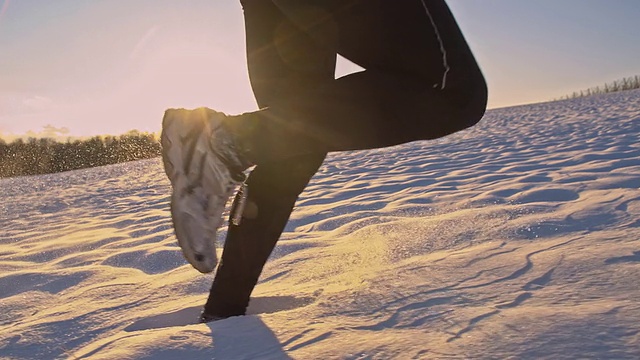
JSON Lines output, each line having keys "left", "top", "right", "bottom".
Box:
{"left": 1, "top": 0, "right": 639, "bottom": 137}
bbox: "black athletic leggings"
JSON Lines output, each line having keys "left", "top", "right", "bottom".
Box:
{"left": 230, "top": 0, "right": 488, "bottom": 162}
{"left": 205, "top": 0, "right": 487, "bottom": 318}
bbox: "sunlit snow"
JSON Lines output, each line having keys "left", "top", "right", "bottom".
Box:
{"left": 2, "top": 90, "right": 639, "bottom": 359}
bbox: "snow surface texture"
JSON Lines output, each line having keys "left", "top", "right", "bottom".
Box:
{"left": 2, "top": 90, "right": 640, "bottom": 359}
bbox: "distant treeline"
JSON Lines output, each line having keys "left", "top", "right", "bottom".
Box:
{"left": 0, "top": 131, "right": 161, "bottom": 178}
{"left": 557, "top": 75, "right": 640, "bottom": 100}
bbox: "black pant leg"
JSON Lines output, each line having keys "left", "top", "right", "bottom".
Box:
{"left": 203, "top": 153, "right": 325, "bottom": 318}
{"left": 201, "top": 2, "right": 333, "bottom": 319}
{"left": 235, "top": 0, "right": 487, "bottom": 164}
{"left": 240, "top": 0, "right": 337, "bottom": 108}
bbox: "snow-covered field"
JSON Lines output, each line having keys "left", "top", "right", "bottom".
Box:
{"left": 2, "top": 90, "right": 640, "bottom": 359}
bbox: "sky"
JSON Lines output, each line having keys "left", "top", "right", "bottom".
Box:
{"left": 0, "top": 0, "right": 639, "bottom": 138}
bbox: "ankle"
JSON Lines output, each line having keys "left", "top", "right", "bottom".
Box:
{"left": 223, "top": 112, "right": 262, "bottom": 166}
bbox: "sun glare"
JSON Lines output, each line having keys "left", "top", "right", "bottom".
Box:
{"left": 87, "top": 39, "right": 256, "bottom": 136}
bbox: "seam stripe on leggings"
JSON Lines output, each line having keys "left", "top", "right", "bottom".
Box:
{"left": 420, "top": 0, "right": 450, "bottom": 90}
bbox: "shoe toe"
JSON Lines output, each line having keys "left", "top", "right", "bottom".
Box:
{"left": 171, "top": 195, "right": 218, "bottom": 273}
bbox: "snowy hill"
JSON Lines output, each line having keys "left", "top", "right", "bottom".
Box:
{"left": 1, "top": 90, "right": 639, "bottom": 359}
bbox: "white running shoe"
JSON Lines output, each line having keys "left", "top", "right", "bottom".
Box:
{"left": 161, "top": 107, "right": 250, "bottom": 273}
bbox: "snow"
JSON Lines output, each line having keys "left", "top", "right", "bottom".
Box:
{"left": 2, "top": 89, "right": 640, "bottom": 359}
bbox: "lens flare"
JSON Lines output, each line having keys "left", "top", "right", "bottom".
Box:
{"left": 0, "top": 0, "right": 9, "bottom": 20}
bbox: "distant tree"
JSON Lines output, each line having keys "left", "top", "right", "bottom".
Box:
{"left": 0, "top": 130, "right": 162, "bottom": 178}
{"left": 555, "top": 75, "right": 640, "bottom": 101}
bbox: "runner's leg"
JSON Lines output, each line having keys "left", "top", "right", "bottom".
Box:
{"left": 203, "top": 0, "right": 330, "bottom": 318}
{"left": 204, "top": 0, "right": 487, "bottom": 319}
{"left": 227, "top": 0, "right": 487, "bottom": 165}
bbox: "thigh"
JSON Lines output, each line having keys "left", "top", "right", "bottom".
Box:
{"left": 241, "top": 0, "right": 337, "bottom": 108}
{"left": 274, "top": 0, "right": 480, "bottom": 91}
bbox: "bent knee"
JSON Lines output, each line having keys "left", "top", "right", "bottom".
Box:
{"left": 462, "top": 77, "right": 488, "bottom": 128}
{"left": 445, "top": 73, "right": 488, "bottom": 134}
